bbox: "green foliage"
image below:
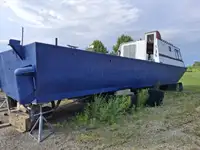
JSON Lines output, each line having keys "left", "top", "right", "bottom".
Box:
{"left": 87, "top": 40, "right": 108, "bottom": 54}
{"left": 75, "top": 95, "right": 130, "bottom": 125}
{"left": 186, "top": 61, "right": 200, "bottom": 72}
{"left": 180, "top": 71, "right": 200, "bottom": 86}
{"left": 113, "top": 34, "right": 133, "bottom": 53}
{"left": 193, "top": 61, "right": 200, "bottom": 67}
{"left": 188, "top": 67, "right": 200, "bottom": 72}
{"left": 186, "top": 66, "right": 193, "bottom": 72}
{"left": 137, "top": 89, "right": 149, "bottom": 107}
{"left": 74, "top": 90, "right": 148, "bottom": 126}
{"left": 186, "top": 64, "right": 200, "bottom": 72}
{"left": 109, "top": 51, "right": 117, "bottom": 56}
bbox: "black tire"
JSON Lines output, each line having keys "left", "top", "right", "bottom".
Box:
{"left": 146, "top": 89, "right": 164, "bottom": 107}
{"left": 177, "top": 83, "right": 183, "bottom": 92}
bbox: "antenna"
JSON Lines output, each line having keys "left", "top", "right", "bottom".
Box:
{"left": 21, "top": 27, "right": 24, "bottom": 46}
{"left": 55, "top": 38, "right": 58, "bottom": 46}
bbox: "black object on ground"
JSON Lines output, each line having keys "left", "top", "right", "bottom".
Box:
{"left": 146, "top": 89, "right": 164, "bottom": 107}
{"left": 129, "top": 92, "right": 138, "bottom": 111}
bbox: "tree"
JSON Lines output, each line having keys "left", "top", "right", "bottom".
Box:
{"left": 193, "top": 61, "right": 200, "bottom": 67}
{"left": 112, "top": 34, "right": 133, "bottom": 53}
{"left": 87, "top": 40, "right": 108, "bottom": 54}
{"left": 186, "top": 66, "right": 193, "bottom": 72}
{"left": 109, "top": 51, "right": 117, "bottom": 56}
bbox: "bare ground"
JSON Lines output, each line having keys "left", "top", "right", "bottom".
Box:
{"left": 1, "top": 91, "right": 200, "bottom": 150}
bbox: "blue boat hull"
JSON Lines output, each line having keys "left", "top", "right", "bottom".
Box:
{"left": 0, "top": 41, "right": 186, "bottom": 104}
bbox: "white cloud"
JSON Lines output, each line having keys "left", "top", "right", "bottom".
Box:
{"left": 158, "top": 29, "right": 181, "bottom": 40}
{"left": 3, "top": 0, "right": 140, "bottom": 31}
{"left": 1, "top": 0, "right": 141, "bottom": 48}
{"left": 1, "top": 0, "right": 200, "bottom": 51}
{"left": 158, "top": 28, "right": 200, "bottom": 44}
{"left": 3, "top": 1, "right": 45, "bottom": 27}
{"left": 0, "top": 40, "right": 8, "bottom": 44}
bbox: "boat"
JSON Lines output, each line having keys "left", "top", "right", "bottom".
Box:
{"left": 0, "top": 31, "right": 186, "bottom": 105}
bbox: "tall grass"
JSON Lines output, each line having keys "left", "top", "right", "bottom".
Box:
{"left": 74, "top": 89, "right": 149, "bottom": 126}
{"left": 137, "top": 89, "right": 149, "bottom": 107}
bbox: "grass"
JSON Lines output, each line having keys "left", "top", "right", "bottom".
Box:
{"left": 73, "top": 91, "right": 200, "bottom": 149}
{"left": 180, "top": 71, "right": 200, "bottom": 92}
{"left": 72, "top": 91, "right": 149, "bottom": 128}
{"left": 54, "top": 68, "right": 200, "bottom": 149}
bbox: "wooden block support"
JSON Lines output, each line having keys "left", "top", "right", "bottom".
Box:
{"left": 0, "top": 94, "right": 31, "bottom": 131}
{"left": 9, "top": 110, "right": 31, "bottom": 133}
{"left": 17, "top": 103, "right": 27, "bottom": 113}
{"left": 115, "top": 89, "right": 134, "bottom": 96}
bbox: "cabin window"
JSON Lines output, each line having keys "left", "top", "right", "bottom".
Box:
{"left": 178, "top": 51, "right": 182, "bottom": 60}
{"left": 123, "top": 44, "right": 136, "bottom": 58}
{"left": 147, "top": 34, "right": 154, "bottom": 43}
{"left": 175, "top": 49, "right": 181, "bottom": 60}
{"left": 168, "top": 46, "right": 171, "bottom": 52}
{"left": 146, "top": 34, "right": 154, "bottom": 55}
{"left": 175, "top": 49, "right": 178, "bottom": 59}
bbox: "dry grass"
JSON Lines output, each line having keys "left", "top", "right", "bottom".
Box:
{"left": 70, "top": 91, "right": 200, "bottom": 149}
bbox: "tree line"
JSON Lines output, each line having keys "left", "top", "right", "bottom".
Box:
{"left": 86, "top": 34, "right": 133, "bottom": 55}
{"left": 193, "top": 61, "right": 200, "bottom": 67}
{"left": 187, "top": 61, "right": 200, "bottom": 72}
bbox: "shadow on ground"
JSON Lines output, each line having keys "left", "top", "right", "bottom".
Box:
{"left": 48, "top": 101, "right": 86, "bottom": 125}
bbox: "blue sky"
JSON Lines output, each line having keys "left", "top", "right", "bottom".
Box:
{"left": 0, "top": 0, "right": 200, "bottom": 66}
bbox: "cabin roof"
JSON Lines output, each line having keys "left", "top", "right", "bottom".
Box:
{"left": 159, "top": 39, "right": 180, "bottom": 50}
{"left": 145, "top": 30, "right": 180, "bottom": 50}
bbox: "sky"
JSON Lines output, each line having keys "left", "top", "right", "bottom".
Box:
{"left": 0, "top": 0, "right": 200, "bottom": 66}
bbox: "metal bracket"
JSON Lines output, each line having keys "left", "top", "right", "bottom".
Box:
{"left": 29, "top": 104, "right": 54, "bottom": 143}
{"left": 0, "top": 95, "right": 11, "bottom": 128}
{"left": 9, "top": 39, "right": 24, "bottom": 60}
{"left": 0, "top": 99, "right": 6, "bottom": 110}
{"left": 0, "top": 95, "right": 11, "bottom": 113}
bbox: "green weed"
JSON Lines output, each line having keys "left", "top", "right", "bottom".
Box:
{"left": 74, "top": 89, "right": 148, "bottom": 126}
{"left": 137, "top": 89, "right": 149, "bottom": 107}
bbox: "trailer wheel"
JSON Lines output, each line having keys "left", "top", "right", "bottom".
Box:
{"left": 176, "top": 82, "right": 183, "bottom": 92}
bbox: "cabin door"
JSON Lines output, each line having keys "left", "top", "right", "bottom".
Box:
{"left": 146, "top": 34, "right": 154, "bottom": 61}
